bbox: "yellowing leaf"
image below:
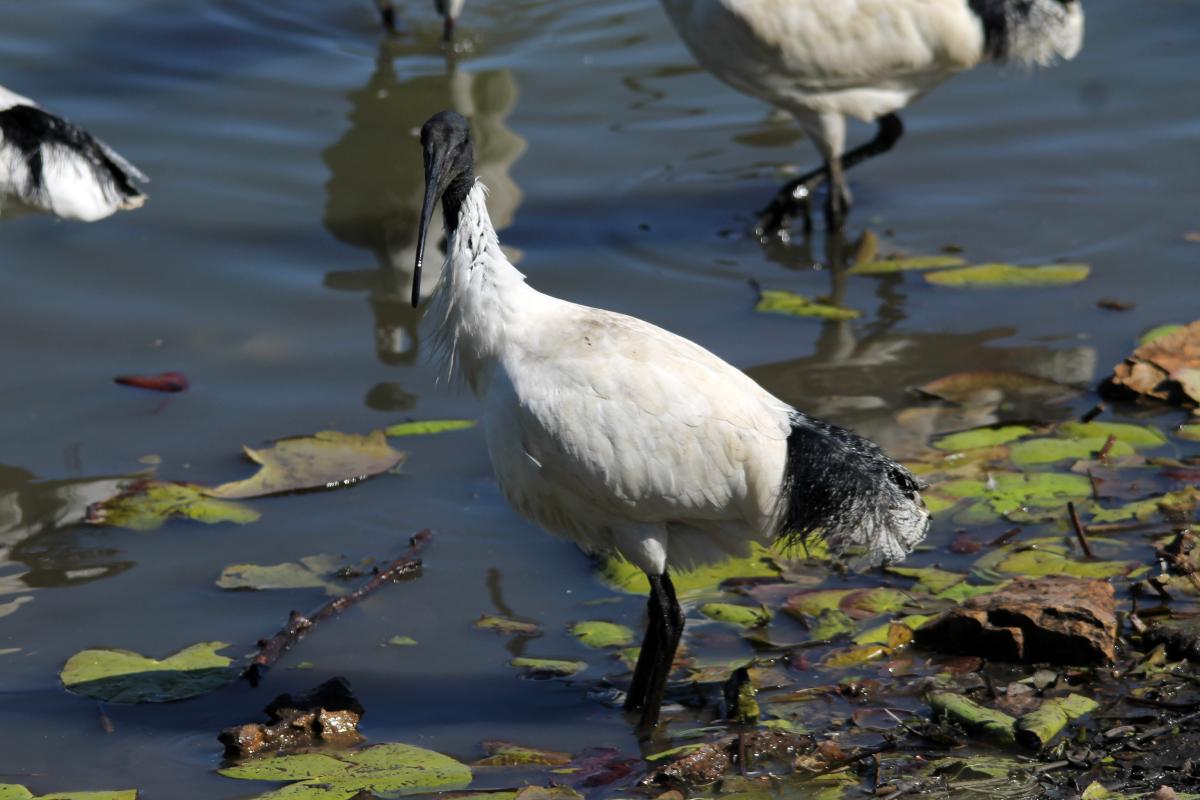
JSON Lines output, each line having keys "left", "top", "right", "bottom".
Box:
{"left": 209, "top": 430, "right": 405, "bottom": 499}
{"left": 89, "top": 480, "right": 259, "bottom": 531}
{"left": 60, "top": 641, "right": 236, "bottom": 703}
{"left": 384, "top": 419, "right": 477, "bottom": 437}
{"left": 924, "top": 263, "right": 1090, "bottom": 288}
{"left": 755, "top": 289, "right": 860, "bottom": 321}
{"left": 509, "top": 657, "right": 586, "bottom": 677}
{"left": 849, "top": 255, "right": 966, "bottom": 275}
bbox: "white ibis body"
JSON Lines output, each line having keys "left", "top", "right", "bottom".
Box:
{"left": 376, "top": 0, "right": 464, "bottom": 39}
{"left": 658, "top": 0, "right": 1084, "bottom": 232}
{"left": 413, "top": 111, "right": 929, "bottom": 732}
{"left": 0, "top": 85, "right": 147, "bottom": 222}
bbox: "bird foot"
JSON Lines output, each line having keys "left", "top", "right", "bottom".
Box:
{"left": 755, "top": 173, "right": 828, "bottom": 238}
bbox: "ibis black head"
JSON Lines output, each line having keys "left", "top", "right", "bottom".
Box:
{"left": 413, "top": 110, "right": 475, "bottom": 308}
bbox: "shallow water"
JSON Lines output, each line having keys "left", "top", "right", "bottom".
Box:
{"left": 1, "top": 0, "right": 1198, "bottom": 795}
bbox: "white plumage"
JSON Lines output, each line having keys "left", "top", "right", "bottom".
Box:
{"left": 413, "top": 111, "right": 927, "bottom": 732}
{"left": 0, "top": 85, "right": 147, "bottom": 222}
{"left": 658, "top": 0, "right": 1084, "bottom": 231}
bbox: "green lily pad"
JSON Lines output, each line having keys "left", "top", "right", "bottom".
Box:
{"left": 89, "top": 480, "right": 259, "bottom": 531}
{"left": 60, "top": 641, "right": 236, "bottom": 703}
{"left": 209, "top": 430, "right": 405, "bottom": 499}
{"left": 569, "top": 621, "right": 634, "bottom": 648}
{"left": 854, "top": 615, "right": 930, "bottom": 645}
{"left": 938, "top": 471, "right": 1092, "bottom": 519}
{"left": 387, "top": 636, "right": 417, "bottom": 647}
{"left": 698, "top": 603, "right": 771, "bottom": 628}
{"left": 1056, "top": 421, "right": 1168, "bottom": 448}
{"left": 474, "top": 616, "right": 541, "bottom": 636}
{"left": 886, "top": 566, "right": 966, "bottom": 594}
{"left": 849, "top": 255, "right": 966, "bottom": 275}
{"left": 1180, "top": 424, "right": 1200, "bottom": 442}
{"left": 994, "top": 545, "right": 1140, "bottom": 579}
{"left": 219, "top": 742, "right": 472, "bottom": 798}
{"left": 755, "top": 289, "right": 860, "bottom": 321}
{"left": 932, "top": 426, "right": 1033, "bottom": 451}
{"left": 472, "top": 742, "right": 572, "bottom": 767}
{"left": 924, "top": 263, "right": 1090, "bottom": 288}
{"left": 1010, "top": 437, "right": 1134, "bottom": 467}
{"left": 384, "top": 419, "right": 477, "bottom": 437}
{"left": 597, "top": 545, "right": 779, "bottom": 596}
{"left": 0, "top": 786, "right": 136, "bottom": 800}
{"left": 216, "top": 554, "right": 347, "bottom": 595}
{"left": 1089, "top": 487, "right": 1200, "bottom": 523}
{"left": 509, "top": 657, "right": 586, "bottom": 677}
{"left": 1141, "top": 324, "right": 1184, "bottom": 346}
{"left": 823, "top": 643, "right": 890, "bottom": 668}
{"left": 807, "top": 609, "right": 856, "bottom": 640}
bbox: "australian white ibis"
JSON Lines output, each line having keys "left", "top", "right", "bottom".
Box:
{"left": 412, "top": 111, "right": 929, "bottom": 732}
{"left": 657, "top": 0, "right": 1084, "bottom": 233}
{"left": 0, "top": 85, "right": 147, "bottom": 222}
{"left": 376, "top": 0, "right": 464, "bottom": 40}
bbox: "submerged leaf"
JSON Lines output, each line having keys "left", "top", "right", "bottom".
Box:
{"left": 88, "top": 480, "right": 259, "bottom": 531}
{"left": 60, "top": 641, "right": 236, "bottom": 703}
{"left": 916, "top": 371, "right": 1076, "bottom": 407}
{"left": 755, "top": 289, "right": 860, "bottom": 321}
{"left": 473, "top": 741, "right": 572, "bottom": 768}
{"left": 474, "top": 616, "right": 541, "bottom": 637}
{"left": 209, "top": 430, "right": 405, "bottom": 499}
{"left": 385, "top": 419, "right": 477, "bottom": 437}
{"left": 849, "top": 255, "right": 966, "bottom": 274}
{"left": 509, "top": 658, "right": 586, "bottom": 677}
{"left": 569, "top": 621, "right": 634, "bottom": 648}
{"left": 924, "top": 263, "right": 1090, "bottom": 288}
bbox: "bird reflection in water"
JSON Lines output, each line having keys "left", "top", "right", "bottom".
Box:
{"left": 748, "top": 232, "right": 1096, "bottom": 455}
{"left": 322, "top": 38, "right": 524, "bottom": 371}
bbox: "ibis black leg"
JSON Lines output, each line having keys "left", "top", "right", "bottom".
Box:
{"left": 376, "top": 0, "right": 396, "bottom": 31}
{"left": 625, "top": 572, "right": 684, "bottom": 735}
{"left": 756, "top": 113, "right": 905, "bottom": 235}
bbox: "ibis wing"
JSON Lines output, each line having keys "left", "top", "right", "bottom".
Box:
{"left": 505, "top": 310, "right": 791, "bottom": 526}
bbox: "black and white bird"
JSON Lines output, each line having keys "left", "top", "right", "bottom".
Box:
{"left": 376, "top": 0, "right": 464, "bottom": 40}
{"left": 0, "top": 85, "right": 147, "bottom": 222}
{"left": 412, "top": 111, "right": 929, "bottom": 732}
{"left": 657, "top": 0, "right": 1085, "bottom": 232}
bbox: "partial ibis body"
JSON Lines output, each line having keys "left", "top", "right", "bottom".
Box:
{"left": 376, "top": 0, "right": 464, "bottom": 40}
{"left": 0, "top": 85, "right": 147, "bottom": 222}
{"left": 412, "top": 111, "right": 929, "bottom": 733}
{"left": 658, "top": 0, "right": 1084, "bottom": 233}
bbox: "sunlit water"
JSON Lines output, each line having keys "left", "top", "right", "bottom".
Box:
{"left": 1, "top": 0, "right": 1198, "bottom": 795}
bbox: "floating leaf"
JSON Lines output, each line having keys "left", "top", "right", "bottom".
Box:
{"left": 1056, "top": 421, "right": 1168, "bottom": 448}
{"left": 994, "top": 546, "right": 1140, "bottom": 580}
{"left": 924, "top": 263, "right": 1090, "bottom": 288}
{"left": 1180, "top": 424, "right": 1200, "bottom": 442}
{"left": 755, "top": 289, "right": 860, "bottom": 321}
{"left": 569, "top": 621, "right": 634, "bottom": 648}
{"left": 88, "top": 480, "right": 259, "bottom": 531}
{"left": 209, "top": 430, "right": 405, "bottom": 499}
{"left": 216, "top": 555, "right": 347, "bottom": 595}
{"left": 807, "top": 609, "right": 856, "bottom": 640}
{"left": 1014, "top": 693, "right": 1099, "bottom": 750}
{"left": 932, "top": 426, "right": 1033, "bottom": 451}
{"left": 509, "top": 658, "right": 586, "bottom": 677}
{"left": 385, "top": 419, "right": 477, "bottom": 437}
{"left": 218, "top": 742, "right": 472, "bottom": 798}
{"left": 697, "top": 603, "right": 771, "bottom": 628}
{"left": 938, "top": 472, "right": 1091, "bottom": 520}
{"left": 854, "top": 616, "right": 929, "bottom": 646}
{"left": 927, "top": 691, "right": 1016, "bottom": 744}
{"left": 114, "top": 371, "right": 189, "bottom": 393}
{"left": 916, "top": 371, "right": 1075, "bottom": 407}
{"left": 1141, "top": 324, "right": 1184, "bottom": 346}
{"left": 474, "top": 616, "right": 541, "bottom": 637}
{"left": 823, "top": 643, "right": 890, "bottom": 668}
{"left": 387, "top": 636, "right": 417, "bottom": 647}
{"left": 886, "top": 566, "right": 965, "bottom": 595}
{"left": 472, "top": 741, "right": 572, "bottom": 767}
{"left": 0, "top": 786, "right": 136, "bottom": 800}
{"left": 849, "top": 255, "right": 966, "bottom": 275}
{"left": 61, "top": 641, "right": 236, "bottom": 703}
{"left": 1010, "top": 437, "right": 1134, "bottom": 467}
{"left": 597, "top": 545, "right": 779, "bottom": 596}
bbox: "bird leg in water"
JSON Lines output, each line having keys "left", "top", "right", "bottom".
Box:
{"left": 376, "top": 0, "right": 396, "bottom": 31}
{"left": 757, "top": 113, "right": 905, "bottom": 235}
{"left": 626, "top": 572, "right": 684, "bottom": 735}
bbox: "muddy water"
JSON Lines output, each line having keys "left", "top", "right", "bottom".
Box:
{"left": 0, "top": 0, "right": 1198, "bottom": 795}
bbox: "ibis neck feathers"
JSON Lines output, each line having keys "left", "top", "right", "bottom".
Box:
{"left": 426, "top": 179, "right": 534, "bottom": 391}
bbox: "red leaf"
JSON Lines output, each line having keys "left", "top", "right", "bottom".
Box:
{"left": 114, "top": 372, "right": 189, "bottom": 393}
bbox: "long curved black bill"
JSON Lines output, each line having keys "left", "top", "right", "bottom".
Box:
{"left": 413, "top": 155, "right": 446, "bottom": 309}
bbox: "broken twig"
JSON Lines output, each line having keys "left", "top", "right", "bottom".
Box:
{"left": 1067, "top": 502, "right": 1095, "bottom": 560}
{"left": 243, "top": 530, "right": 432, "bottom": 686}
